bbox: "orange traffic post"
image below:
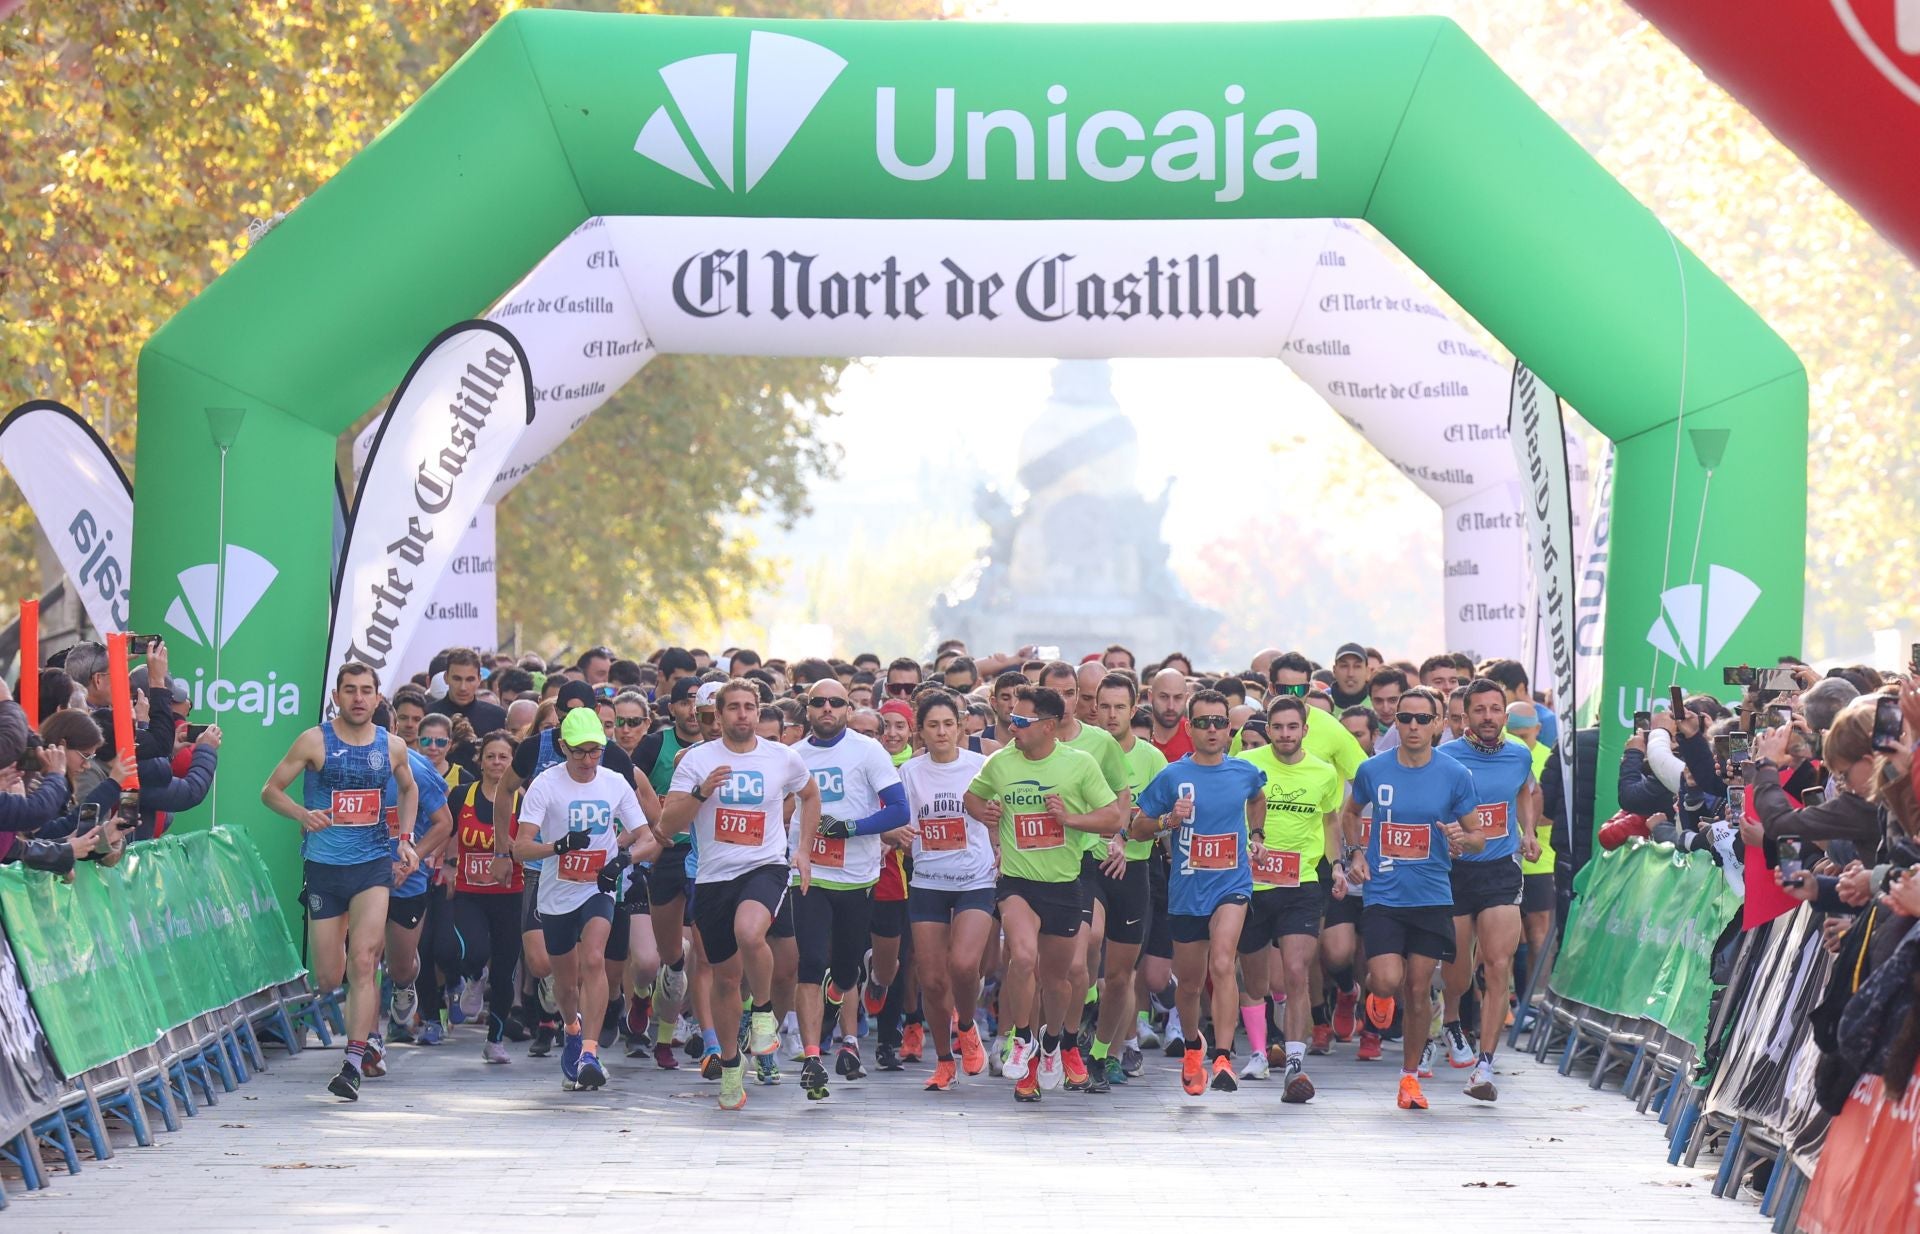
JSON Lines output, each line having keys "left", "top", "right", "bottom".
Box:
{"left": 17, "top": 599, "right": 37, "bottom": 731}
{"left": 105, "top": 631, "right": 137, "bottom": 789}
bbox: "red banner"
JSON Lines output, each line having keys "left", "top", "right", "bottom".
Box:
{"left": 1802, "top": 1067, "right": 1920, "bottom": 1234}
{"left": 1631, "top": 1, "right": 1920, "bottom": 263}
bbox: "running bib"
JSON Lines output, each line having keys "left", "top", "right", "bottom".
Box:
{"left": 1011, "top": 811, "right": 1064, "bottom": 851}
{"left": 556, "top": 848, "right": 607, "bottom": 883}
{"left": 461, "top": 850, "right": 501, "bottom": 885}
{"left": 1188, "top": 832, "right": 1238, "bottom": 871}
{"left": 1252, "top": 848, "right": 1302, "bottom": 887}
{"left": 715, "top": 808, "right": 766, "bottom": 846}
{"left": 384, "top": 806, "right": 405, "bottom": 840}
{"left": 810, "top": 833, "right": 846, "bottom": 867}
{"left": 1475, "top": 802, "right": 1509, "bottom": 840}
{"left": 920, "top": 816, "right": 966, "bottom": 852}
{"left": 330, "top": 789, "right": 381, "bottom": 827}
{"left": 1379, "top": 822, "right": 1432, "bottom": 861}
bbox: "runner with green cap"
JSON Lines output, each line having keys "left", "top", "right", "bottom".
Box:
{"left": 508, "top": 706, "right": 655, "bottom": 1092}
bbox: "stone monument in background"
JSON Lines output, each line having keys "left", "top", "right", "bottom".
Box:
{"left": 932, "top": 360, "right": 1219, "bottom": 659}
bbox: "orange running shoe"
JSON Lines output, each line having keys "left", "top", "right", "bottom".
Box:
{"left": 1397, "top": 1074, "right": 1429, "bottom": 1110}
{"left": 925, "top": 1059, "right": 958, "bottom": 1091}
{"left": 1062, "top": 1046, "right": 1091, "bottom": 1091}
{"left": 1365, "top": 994, "right": 1397, "bottom": 1031}
{"left": 900, "top": 1021, "right": 925, "bottom": 1062}
{"left": 956, "top": 1024, "right": 988, "bottom": 1075}
{"left": 1332, "top": 988, "right": 1359, "bottom": 1041}
{"left": 1267, "top": 1042, "right": 1287, "bottom": 1068}
{"left": 1181, "top": 1049, "right": 1207, "bottom": 1096}
{"left": 1309, "top": 1024, "right": 1334, "bottom": 1055}
{"left": 1014, "top": 1069, "right": 1041, "bottom": 1102}
{"left": 1356, "top": 1029, "right": 1384, "bottom": 1062}
{"left": 1209, "top": 1054, "right": 1238, "bottom": 1093}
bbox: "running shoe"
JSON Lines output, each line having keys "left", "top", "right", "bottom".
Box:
{"left": 875, "top": 1041, "right": 904, "bottom": 1072}
{"left": 1355, "top": 1029, "right": 1383, "bottom": 1062}
{"left": 1103, "top": 1057, "right": 1128, "bottom": 1088}
{"left": 1397, "top": 1074, "right": 1429, "bottom": 1110}
{"left": 576, "top": 1051, "right": 607, "bottom": 1090}
{"left": 1365, "top": 994, "right": 1397, "bottom": 1032}
{"left": 1444, "top": 1023, "right": 1475, "bottom": 1069}
{"left": 390, "top": 983, "right": 419, "bottom": 1029}
{"left": 561, "top": 1028, "right": 584, "bottom": 1090}
{"left": 1267, "top": 1042, "right": 1287, "bottom": 1069}
{"left": 669, "top": 1013, "right": 691, "bottom": 1047}
{"left": 362, "top": 1035, "right": 387, "bottom": 1077}
{"left": 836, "top": 1043, "right": 866, "bottom": 1080}
{"left": 748, "top": 1010, "right": 779, "bottom": 1057}
{"left": 684, "top": 1031, "right": 703, "bottom": 1062}
{"left": 459, "top": 979, "right": 486, "bottom": 1024}
{"left": 1163, "top": 1009, "right": 1185, "bottom": 1056}
{"left": 1181, "top": 1049, "right": 1206, "bottom": 1096}
{"left": 1037, "top": 1046, "right": 1063, "bottom": 1091}
{"left": 1465, "top": 1061, "right": 1498, "bottom": 1103}
{"left": 482, "top": 1041, "right": 510, "bottom": 1065}
{"left": 502, "top": 1008, "right": 531, "bottom": 1043}
{"left": 1210, "top": 1055, "right": 1239, "bottom": 1093}
{"left": 447, "top": 985, "right": 468, "bottom": 1026}
{"left": 416, "top": 1019, "right": 445, "bottom": 1047}
{"left": 781, "top": 1021, "right": 806, "bottom": 1062}
{"left": 1332, "top": 988, "right": 1359, "bottom": 1041}
{"left": 1014, "top": 1070, "right": 1041, "bottom": 1102}
{"left": 626, "top": 993, "right": 651, "bottom": 1042}
{"left": 754, "top": 1054, "right": 782, "bottom": 1085}
{"left": 385, "top": 1014, "right": 416, "bottom": 1045}
{"left": 1418, "top": 1040, "right": 1437, "bottom": 1079}
{"left": 537, "top": 975, "right": 558, "bottom": 1017}
{"left": 1061, "top": 1047, "right": 1091, "bottom": 1091}
{"left": 1120, "top": 1044, "right": 1145, "bottom": 1077}
{"left": 925, "top": 1059, "right": 958, "bottom": 1092}
{"left": 1135, "top": 1016, "right": 1162, "bottom": 1050}
{"left": 900, "top": 1021, "right": 926, "bottom": 1062}
{"left": 1240, "top": 1051, "right": 1270, "bottom": 1080}
{"left": 862, "top": 979, "right": 889, "bottom": 1019}
{"left": 718, "top": 1059, "right": 747, "bottom": 1111}
{"left": 988, "top": 1035, "right": 1007, "bottom": 1077}
{"left": 656, "top": 965, "right": 688, "bottom": 1012}
{"left": 1282, "top": 1058, "right": 1315, "bottom": 1104}
{"left": 801, "top": 1056, "right": 830, "bottom": 1100}
{"left": 529, "top": 1022, "right": 556, "bottom": 1058}
{"left": 600, "top": 996, "right": 624, "bottom": 1050}
{"left": 700, "top": 1048, "right": 723, "bottom": 1081}
{"left": 1003, "top": 1036, "right": 1035, "bottom": 1082}
{"left": 956, "top": 1024, "right": 988, "bottom": 1076}
{"left": 652, "top": 1041, "right": 680, "bottom": 1070}
{"left": 328, "top": 1063, "right": 361, "bottom": 1101}
{"left": 625, "top": 1032, "right": 652, "bottom": 1059}
{"left": 1309, "top": 1024, "right": 1334, "bottom": 1056}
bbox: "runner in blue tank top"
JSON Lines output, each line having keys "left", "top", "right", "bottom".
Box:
{"left": 262, "top": 662, "right": 418, "bottom": 1103}
{"left": 1338, "top": 685, "right": 1482, "bottom": 1113}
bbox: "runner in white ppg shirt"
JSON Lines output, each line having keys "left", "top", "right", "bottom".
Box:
{"left": 662, "top": 679, "right": 822, "bottom": 1111}
{"left": 899, "top": 691, "right": 998, "bottom": 1090}
{"left": 790, "top": 677, "right": 909, "bottom": 1100}
{"left": 510, "top": 707, "right": 653, "bottom": 1094}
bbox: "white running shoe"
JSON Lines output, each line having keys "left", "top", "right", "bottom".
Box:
{"left": 987, "top": 1035, "right": 1007, "bottom": 1078}
{"left": 1419, "top": 1039, "right": 1438, "bottom": 1079}
{"left": 1135, "top": 1018, "right": 1162, "bottom": 1049}
{"left": 458, "top": 978, "right": 485, "bottom": 1023}
{"left": 1037, "top": 1046, "right": 1063, "bottom": 1091}
{"left": 1445, "top": 1024, "right": 1475, "bottom": 1069}
{"left": 1240, "top": 1052, "right": 1270, "bottom": 1080}
{"left": 537, "top": 975, "right": 559, "bottom": 1017}
{"left": 1466, "top": 1060, "right": 1499, "bottom": 1102}
{"left": 1165, "top": 1007, "right": 1184, "bottom": 1044}
{"left": 749, "top": 1010, "right": 779, "bottom": 1057}
{"left": 671, "top": 1014, "right": 693, "bottom": 1048}
{"left": 781, "top": 1024, "right": 806, "bottom": 1061}
{"left": 657, "top": 964, "right": 689, "bottom": 1012}
{"left": 390, "top": 983, "right": 419, "bottom": 1026}
{"left": 482, "top": 1040, "right": 510, "bottom": 1065}
{"left": 1003, "top": 1036, "right": 1035, "bottom": 1082}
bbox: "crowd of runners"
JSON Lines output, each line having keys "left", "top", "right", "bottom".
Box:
{"left": 263, "top": 641, "right": 1568, "bottom": 1113}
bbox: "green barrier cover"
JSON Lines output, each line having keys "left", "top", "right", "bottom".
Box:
{"left": 1550, "top": 840, "right": 1740, "bottom": 1047}
{"left": 0, "top": 827, "right": 303, "bottom": 1077}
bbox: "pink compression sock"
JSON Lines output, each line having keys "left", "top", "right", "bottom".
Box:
{"left": 1240, "top": 1004, "right": 1268, "bottom": 1057}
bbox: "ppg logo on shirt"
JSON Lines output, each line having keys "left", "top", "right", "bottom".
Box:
{"left": 813, "top": 768, "right": 846, "bottom": 802}
{"left": 567, "top": 800, "right": 614, "bottom": 834}
{"left": 719, "top": 771, "right": 766, "bottom": 804}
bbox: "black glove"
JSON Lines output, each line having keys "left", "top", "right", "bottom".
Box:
{"left": 597, "top": 850, "right": 633, "bottom": 895}
{"left": 818, "top": 814, "right": 856, "bottom": 840}
{"left": 553, "top": 829, "right": 592, "bottom": 854}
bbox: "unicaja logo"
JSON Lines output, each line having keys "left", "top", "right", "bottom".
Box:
{"left": 633, "top": 31, "right": 847, "bottom": 192}
{"left": 1644, "top": 564, "right": 1760, "bottom": 669}
{"left": 162, "top": 544, "right": 301, "bottom": 725}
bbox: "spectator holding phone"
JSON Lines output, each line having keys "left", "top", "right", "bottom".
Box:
{"left": 1748, "top": 702, "right": 1878, "bottom": 849}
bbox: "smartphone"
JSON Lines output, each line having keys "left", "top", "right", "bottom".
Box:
{"left": 1633, "top": 711, "right": 1652, "bottom": 733}
{"left": 78, "top": 803, "right": 100, "bottom": 830}
{"left": 1035, "top": 646, "right": 1061, "bottom": 662}
{"left": 1723, "top": 665, "right": 1755, "bottom": 687}
{"left": 1669, "top": 685, "right": 1686, "bottom": 715}
{"left": 123, "top": 634, "right": 165, "bottom": 655}
{"left": 1777, "top": 835, "right": 1805, "bottom": 883}
{"left": 1727, "top": 784, "right": 1747, "bottom": 822}
{"left": 1712, "top": 733, "right": 1731, "bottom": 761}
{"left": 1755, "top": 669, "right": 1799, "bottom": 693}
{"left": 1774, "top": 706, "right": 1794, "bottom": 729}
{"left": 1874, "top": 695, "right": 1904, "bottom": 754}
{"left": 184, "top": 723, "right": 210, "bottom": 744}
{"left": 1801, "top": 785, "right": 1826, "bottom": 808}
{"left": 1911, "top": 643, "right": 1919, "bottom": 675}
{"left": 1727, "top": 731, "right": 1751, "bottom": 764}
{"left": 115, "top": 788, "right": 140, "bottom": 831}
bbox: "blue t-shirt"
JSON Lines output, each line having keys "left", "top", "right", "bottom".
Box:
{"left": 301, "top": 723, "right": 395, "bottom": 867}
{"left": 386, "top": 749, "right": 449, "bottom": 898}
{"left": 1534, "top": 708, "right": 1559, "bottom": 753}
{"left": 1436, "top": 738, "right": 1535, "bottom": 863}
{"left": 1349, "top": 750, "right": 1478, "bottom": 908}
{"left": 1137, "top": 755, "right": 1265, "bottom": 918}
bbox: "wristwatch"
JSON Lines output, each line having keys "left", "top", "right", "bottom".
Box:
{"left": 691, "top": 784, "right": 708, "bottom": 802}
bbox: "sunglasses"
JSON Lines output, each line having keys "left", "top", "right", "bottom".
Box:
{"left": 418, "top": 736, "right": 450, "bottom": 748}
{"left": 886, "top": 682, "right": 917, "bottom": 696}
{"left": 1272, "top": 683, "right": 1310, "bottom": 697}
{"left": 1006, "top": 713, "right": 1043, "bottom": 729}
{"left": 614, "top": 717, "right": 647, "bottom": 729}
{"left": 1395, "top": 711, "right": 1438, "bottom": 725}
{"left": 1189, "top": 715, "right": 1231, "bottom": 731}
{"left": 567, "top": 744, "right": 605, "bottom": 757}
{"left": 808, "top": 697, "right": 851, "bottom": 709}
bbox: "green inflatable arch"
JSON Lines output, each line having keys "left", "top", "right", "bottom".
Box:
{"left": 130, "top": 12, "right": 1805, "bottom": 919}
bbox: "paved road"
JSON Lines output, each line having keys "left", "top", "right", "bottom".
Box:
{"left": 13, "top": 1027, "right": 1766, "bottom": 1232}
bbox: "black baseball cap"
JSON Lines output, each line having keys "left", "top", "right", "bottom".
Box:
{"left": 1334, "top": 642, "right": 1368, "bottom": 665}
{"left": 669, "top": 677, "right": 702, "bottom": 704}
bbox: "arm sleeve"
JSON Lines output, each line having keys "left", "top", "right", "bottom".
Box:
{"left": 1645, "top": 731, "right": 1684, "bottom": 794}
{"left": 850, "top": 782, "right": 910, "bottom": 836}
